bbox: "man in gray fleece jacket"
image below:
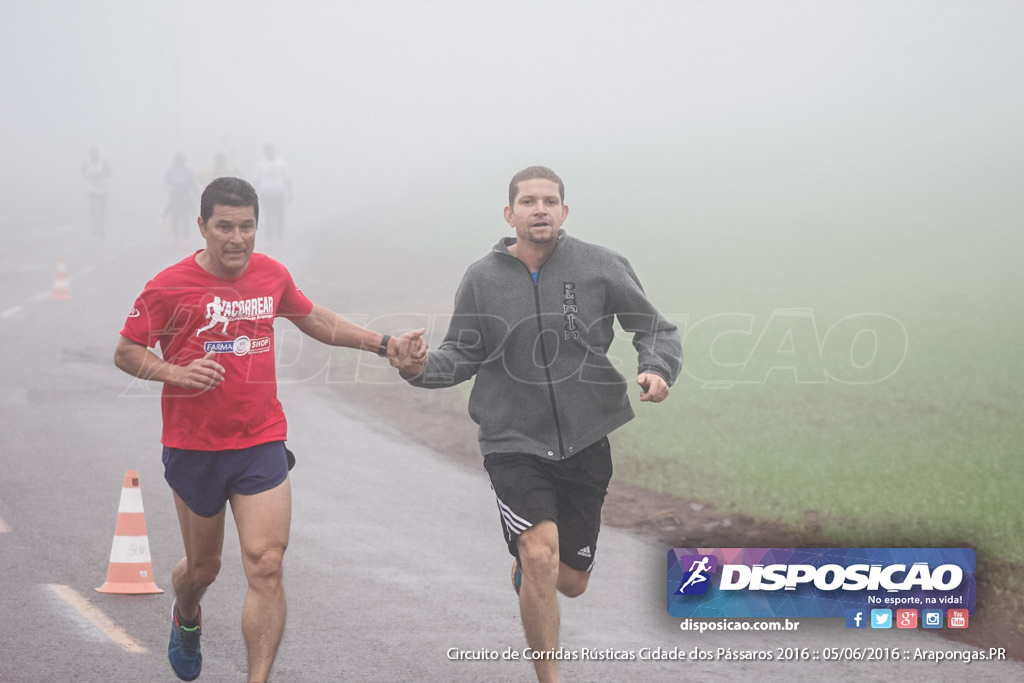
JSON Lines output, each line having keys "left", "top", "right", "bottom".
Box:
{"left": 399, "top": 166, "right": 682, "bottom": 683}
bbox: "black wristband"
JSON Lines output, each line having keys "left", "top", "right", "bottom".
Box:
{"left": 376, "top": 334, "right": 391, "bottom": 357}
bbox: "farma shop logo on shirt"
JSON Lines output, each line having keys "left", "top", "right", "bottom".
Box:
{"left": 204, "top": 336, "right": 271, "bottom": 356}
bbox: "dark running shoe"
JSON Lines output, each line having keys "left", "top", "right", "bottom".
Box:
{"left": 168, "top": 600, "right": 203, "bottom": 681}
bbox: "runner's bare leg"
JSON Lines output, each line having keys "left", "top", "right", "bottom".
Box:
{"left": 171, "top": 492, "right": 226, "bottom": 621}
{"left": 230, "top": 477, "right": 291, "bottom": 682}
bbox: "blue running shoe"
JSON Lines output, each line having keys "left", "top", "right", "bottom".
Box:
{"left": 168, "top": 601, "right": 202, "bottom": 681}
{"left": 511, "top": 559, "right": 522, "bottom": 596}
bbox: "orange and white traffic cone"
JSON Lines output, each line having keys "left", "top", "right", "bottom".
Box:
{"left": 51, "top": 257, "right": 71, "bottom": 301}
{"left": 96, "top": 470, "right": 163, "bottom": 594}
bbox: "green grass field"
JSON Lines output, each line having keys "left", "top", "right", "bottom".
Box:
{"left": 616, "top": 315, "right": 1024, "bottom": 563}
{"left": 607, "top": 225, "right": 1024, "bottom": 568}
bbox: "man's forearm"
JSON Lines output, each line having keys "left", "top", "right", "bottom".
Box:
{"left": 293, "top": 304, "right": 385, "bottom": 351}
{"left": 115, "top": 338, "right": 179, "bottom": 385}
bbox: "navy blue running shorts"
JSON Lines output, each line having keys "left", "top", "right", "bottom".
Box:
{"left": 162, "top": 440, "right": 289, "bottom": 517}
{"left": 483, "top": 437, "right": 613, "bottom": 573}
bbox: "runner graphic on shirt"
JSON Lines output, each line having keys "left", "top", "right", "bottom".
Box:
{"left": 195, "top": 296, "right": 231, "bottom": 336}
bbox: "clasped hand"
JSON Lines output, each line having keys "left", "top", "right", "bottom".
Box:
{"left": 387, "top": 329, "right": 428, "bottom": 373}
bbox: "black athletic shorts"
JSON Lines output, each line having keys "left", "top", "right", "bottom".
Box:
{"left": 483, "top": 437, "right": 613, "bottom": 572}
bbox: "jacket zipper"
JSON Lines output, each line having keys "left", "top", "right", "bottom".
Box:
{"left": 499, "top": 248, "right": 566, "bottom": 459}
{"left": 531, "top": 277, "right": 566, "bottom": 459}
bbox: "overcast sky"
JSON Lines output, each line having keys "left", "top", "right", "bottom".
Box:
{"left": 2, "top": 0, "right": 1022, "bottom": 261}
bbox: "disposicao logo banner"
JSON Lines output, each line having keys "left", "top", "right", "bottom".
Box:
{"left": 667, "top": 548, "right": 976, "bottom": 619}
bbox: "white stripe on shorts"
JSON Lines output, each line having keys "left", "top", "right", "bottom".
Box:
{"left": 495, "top": 496, "right": 531, "bottom": 541}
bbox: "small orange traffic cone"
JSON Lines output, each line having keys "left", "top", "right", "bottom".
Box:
{"left": 51, "top": 257, "right": 71, "bottom": 301}
{"left": 96, "top": 470, "right": 163, "bottom": 594}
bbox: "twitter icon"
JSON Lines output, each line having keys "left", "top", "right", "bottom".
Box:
{"left": 870, "top": 609, "right": 893, "bottom": 629}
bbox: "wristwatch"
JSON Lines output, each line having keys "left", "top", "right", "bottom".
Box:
{"left": 377, "top": 334, "right": 391, "bottom": 358}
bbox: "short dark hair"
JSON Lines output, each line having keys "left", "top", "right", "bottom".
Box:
{"left": 200, "top": 177, "right": 259, "bottom": 223}
{"left": 508, "top": 166, "right": 564, "bottom": 206}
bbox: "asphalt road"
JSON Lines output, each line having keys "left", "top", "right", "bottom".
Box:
{"left": 1, "top": 222, "right": 1020, "bottom": 682}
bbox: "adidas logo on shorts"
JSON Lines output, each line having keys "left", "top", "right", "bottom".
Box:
{"left": 577, "top": 546, "right": 592, "bottom": 558}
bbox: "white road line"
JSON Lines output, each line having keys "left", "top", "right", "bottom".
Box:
{"left": 45, "top": 584, "right": 148, "bottom": 654}
{"left": 33, "top": 291, "right": 50, "bottom": 301}
{"left": 1, "top": 307, "right": 20, "bottom": 319}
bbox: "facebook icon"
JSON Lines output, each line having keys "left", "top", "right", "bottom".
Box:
{"left": 845, "top": 609, "right": 867, "bottom": 629}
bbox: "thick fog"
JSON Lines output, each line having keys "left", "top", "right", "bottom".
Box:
{"left": 2, "top": 1, "right": 1022, "bottom": 284}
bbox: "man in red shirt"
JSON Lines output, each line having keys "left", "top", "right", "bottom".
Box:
{"left": 115, "top": 177, "right": 424, "bottom": 682}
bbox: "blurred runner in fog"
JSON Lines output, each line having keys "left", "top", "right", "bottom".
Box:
{"left": 199, "top": 151, "right": 240, "bottom": 187}
{"left": 81, "top": 146, "right": 112, "bottom": 238}
{"left": 252, "top": 143, "right": 291, "bottom": 239}
{"left": 164, "top": 153, "right": 197, "bottom": 245}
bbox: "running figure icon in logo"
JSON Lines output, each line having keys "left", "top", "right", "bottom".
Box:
{"left": 678, "top": 555, "right": 717, "bottom": 595}
{"left": 195, "top": 296, "right": 230, "bottom": 336}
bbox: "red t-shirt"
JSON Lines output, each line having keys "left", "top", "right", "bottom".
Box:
{"left": 120, "top": 251, "right": 314, "bottom": 450}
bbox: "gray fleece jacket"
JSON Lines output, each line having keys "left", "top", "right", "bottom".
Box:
{"left": 405, "top": 231, "right": 682, "bottom": 461}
